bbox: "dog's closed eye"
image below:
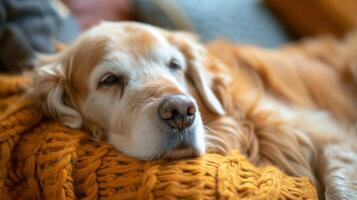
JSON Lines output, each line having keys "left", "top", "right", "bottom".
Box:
{"left": 98, "top": 74, "right": 127, "bottom": 88}
{"left": 98, "top": 74, "right": 128, "bottom": 98}
{"left": 168, "top": 58, "right": 182, "bottom": 71}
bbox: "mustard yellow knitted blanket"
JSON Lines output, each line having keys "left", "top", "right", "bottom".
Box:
{"left": 0, "top": 74, "right": 317, "bottom": 200}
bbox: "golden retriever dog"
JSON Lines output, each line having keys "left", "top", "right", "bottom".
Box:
{"left": 30, "top": 22, "right": 357, "bottom": 199}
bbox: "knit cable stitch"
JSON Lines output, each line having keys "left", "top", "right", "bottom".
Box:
{"left": 0, "top": 74, "right": 318, "bottom": 200}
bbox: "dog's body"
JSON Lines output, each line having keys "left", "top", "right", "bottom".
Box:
{"left": 30, "top": 22, "right": 357, "bottom": 199}
{"left": 205, "top": 39, "right": 357, "bottom": 199}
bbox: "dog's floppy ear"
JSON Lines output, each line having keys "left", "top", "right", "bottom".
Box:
{"left": 168, "top": 31, "right": 225, "bottom": 115}
{"left": 29, "top": 56, "right": 83, "bottom": 128}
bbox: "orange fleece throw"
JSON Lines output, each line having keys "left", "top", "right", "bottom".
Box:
{"left": 0, "top": 74, "right": 317, "bottom": 200}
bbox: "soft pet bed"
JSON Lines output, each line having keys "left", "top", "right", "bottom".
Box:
{"left": 0, "top": 75, "right": 317, "bottom": 199}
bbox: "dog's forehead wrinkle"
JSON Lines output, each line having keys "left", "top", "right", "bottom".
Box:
{"left": 101, "top": 51, "right": 146, "bottom": 82}
{"left": 104, "top": 52, "right": 131, "bottom": 69}
{"left": 104, "top": 24, "right": 173, "bottom": 64}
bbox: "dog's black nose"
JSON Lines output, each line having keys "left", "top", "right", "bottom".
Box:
{"left": 158, "top": 95, "right": 196, "bottom": 130}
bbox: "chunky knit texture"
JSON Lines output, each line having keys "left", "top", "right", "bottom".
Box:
{"left": 0, "top": 74, "right": 317, "bottom": 200}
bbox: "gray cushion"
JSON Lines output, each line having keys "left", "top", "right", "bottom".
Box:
{"left": 134, "top": 0, "right": 292, "bottom": 47}
{"left": 0, "top": 0, "right": 79, "bottom": 72}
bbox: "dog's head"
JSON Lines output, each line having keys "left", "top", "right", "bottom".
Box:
{"left": 30, "top": 22, "right": 225, "bottom": 160}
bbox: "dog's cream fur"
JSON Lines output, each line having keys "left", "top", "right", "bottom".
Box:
{"left": 30, "top": 22, "right": 357, "bottom": 199}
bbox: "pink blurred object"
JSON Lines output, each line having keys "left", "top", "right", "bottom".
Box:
{"left": 62, "top": 0, "right": 133, "bottom": 30}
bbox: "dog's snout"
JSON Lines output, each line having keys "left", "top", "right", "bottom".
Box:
{"left": 158, "top": 95, "right": 196, "bottom": 130}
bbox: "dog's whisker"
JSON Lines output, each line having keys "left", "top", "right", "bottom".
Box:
{"left": 205, "top": 133, "right": 226, "bottom": 147}
{"left": 204, "top": 126, "right": 229, "bottom": 153}
{"left": 204, "top": 125, "right": 217, "bottom": 134}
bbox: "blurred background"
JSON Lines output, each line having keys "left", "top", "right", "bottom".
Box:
{"left": 1, "top": 0, "right": 357, "bottom": 72}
